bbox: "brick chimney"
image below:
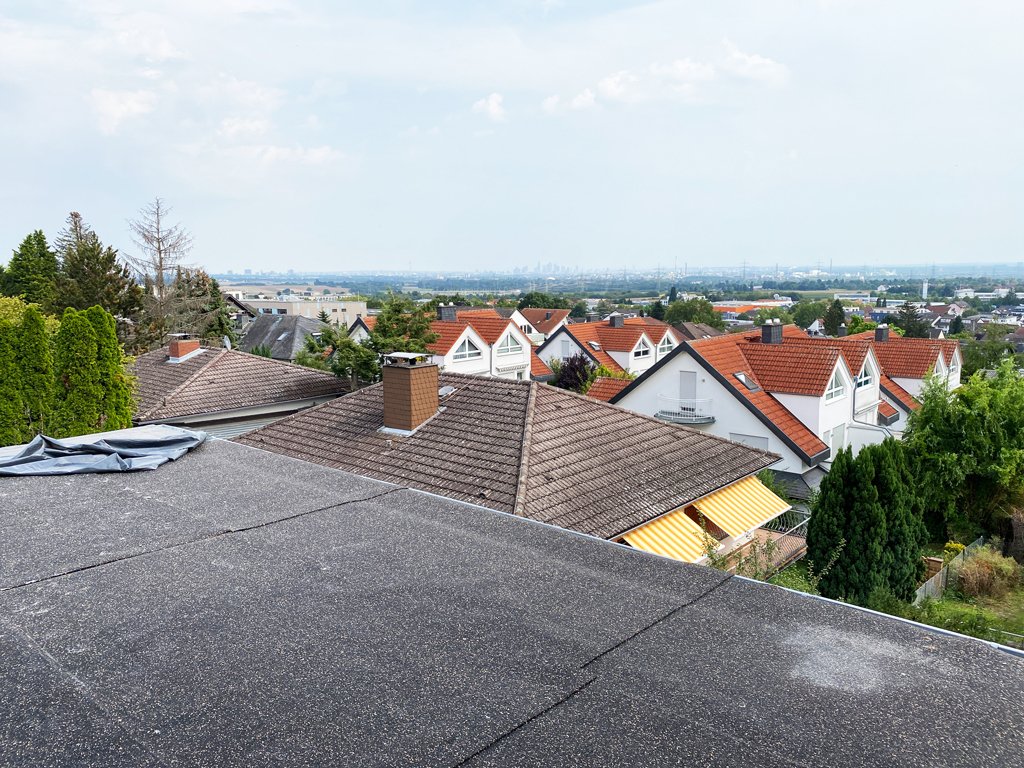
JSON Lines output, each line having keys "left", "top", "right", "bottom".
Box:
{"left": 608, "top": 314, "right": 624, "bottom": 328}
{"left": 382, "top": 353, "right": 439, "bottom": 432}
{"left": 437, "top": 302, "right": 458, "bottom": 323}
{"left": 875, "top": 324, "right": 890, "bottom": 343}
{"left": 760, "top": 318, "right": 783, "bottom": 345}
{"left": 168, "top": 337, "right": 201, "bottom": 363}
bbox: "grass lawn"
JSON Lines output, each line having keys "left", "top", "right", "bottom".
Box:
{"left": 768, "top": 561, "right": 817, "bottom": 594}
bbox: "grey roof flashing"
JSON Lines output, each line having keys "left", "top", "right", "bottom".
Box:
{"left": 1, "top": 437, "right": 1022, "bottom": 766}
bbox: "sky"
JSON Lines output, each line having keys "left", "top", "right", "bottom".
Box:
{"left": 1, "top": 0, "right": 1022, "bottom": 274}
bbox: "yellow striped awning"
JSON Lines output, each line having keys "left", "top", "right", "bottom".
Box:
{"left": 621, "top": 509, "right": 713, "bottom": 564}
{"left": 692, "top": 475, "right": 791, "bottom": 539}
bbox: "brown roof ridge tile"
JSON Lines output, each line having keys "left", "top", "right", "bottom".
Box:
{"left": 512, "top": 381, "right": 538, "bottom": 519}
{"left": 137, "top": 347, "right": 224, "bottom": 420}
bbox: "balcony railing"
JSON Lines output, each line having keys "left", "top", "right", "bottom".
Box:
{"left": 655, "top": 396, "right": 715, "bottom": 424}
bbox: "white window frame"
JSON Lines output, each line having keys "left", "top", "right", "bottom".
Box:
{"left": 496, "top": 334, "right": 523, "bottom": 356}
{"left": 824, "top": 370, "right": 846, "bottom": 401}
{"left": 855, "top": 367, "right": 873, "bottom": 389}
{"left": 657, "top": 335, "right": 674, "bottom": 356}
{"left": 633, "top": 338, "right": 652, "bottom": 359}
{"left": 453, "top": 338, "right": 482, "bottom": 361}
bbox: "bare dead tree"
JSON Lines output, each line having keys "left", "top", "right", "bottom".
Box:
{"left": 126, "top": 198, "right": 206, "bottom": 348}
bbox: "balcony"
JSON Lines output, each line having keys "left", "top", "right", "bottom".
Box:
{"left": 655, "top": 396, "right": 715, "bottom": 424}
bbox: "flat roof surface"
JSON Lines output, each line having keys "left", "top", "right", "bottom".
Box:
{"left": 1, "top": 438, "right": 1022, "bottom": 767}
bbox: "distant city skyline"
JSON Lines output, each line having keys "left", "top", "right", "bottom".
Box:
{"left": 2, "top": 1, "right": 1022, "bottom": 273}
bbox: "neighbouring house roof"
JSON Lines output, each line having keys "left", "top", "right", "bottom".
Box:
{"left": 132, "top": 346, "right": 350, "bottom": 422}
{"left": 880, "top": 374, "right": 921, "bottom": 413}
{"left": 3, "top": 435, "right": 1021, "bottom": 766}
{"left": 455, "top": 311, "right": 519, "bottom": 346}
{"left": 519, "top": 307, "right": 571, "bottom": 335}
{"left": 531, "top": 349, "right": 553, "bottom": 378}
{"left": 587, "top": 377, "right": 632, "bottom": 402}
{"left": 222, "top": 293, "right": 257, "bottom": 318}
{"left": 236, "top": 374, "right": 777, "bottom": 542}
{"left": 673, "top": 322, "right": 725, "bottom": 341}
{"left": 739, "top": 344, "right": 844, "bottom": 397}
{"left": 239, "top": 313, "right": 324, "bottom": 361}
{"left": 541, "top": 318, "right": 678, "bottom": 372}
{"left": 878, "top": 399, "right": 900, "bottom": 424}
{"left": 847, "top": 331, "right": 961, "bottom": 379}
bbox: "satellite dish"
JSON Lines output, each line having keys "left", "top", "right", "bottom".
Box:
{"left": 223, "top": 335, "right": 232, "bottom": 350}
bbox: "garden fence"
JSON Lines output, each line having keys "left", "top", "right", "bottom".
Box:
{"left": 913, "top": 536, "right": 985, "bottom": 605}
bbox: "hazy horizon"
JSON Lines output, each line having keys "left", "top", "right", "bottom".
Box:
{"left": 2, "top": 1, "right": 1022, "bottom": 273}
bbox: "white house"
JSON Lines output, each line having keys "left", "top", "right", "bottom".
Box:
{"left": 536, "top": 315, "right": 680, "bottom": 376}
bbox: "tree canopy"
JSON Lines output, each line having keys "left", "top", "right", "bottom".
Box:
{"left": 517, "top": 291, "right": 570, "bottom": 310}
{"left": 822, "top": 299, "right": 845, "bottom": 336}
{"left": 664, "top": 298, "right": 725, "bottom": 330}
{"left": 5, "top": 230, "right": 58, "bottom": 311}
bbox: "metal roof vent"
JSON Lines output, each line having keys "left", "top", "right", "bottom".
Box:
{"left": 438, "top": 385, "right": 456, "bottom": 399}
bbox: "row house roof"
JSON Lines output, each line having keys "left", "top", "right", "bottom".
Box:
{"left": 540, "top": 317, "right": 680, "bottom": 373}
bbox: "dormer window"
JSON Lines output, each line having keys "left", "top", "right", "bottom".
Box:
{"left": 657, "top": 335, "right": 674, "bottom": 356}
{"left": 633, "top": 338, "right": 652, "bottom": 359}
{"left": 453, "top": 338, "right": 482, "bottom": 361}
{"left": 855, "top": 368, "right": 873, "bottom": 389}
{"left": 825, "top": 371, "right": 846, "bottom": 401}
{"left": 496, "top": 334, "right": 523, "bottom": 356}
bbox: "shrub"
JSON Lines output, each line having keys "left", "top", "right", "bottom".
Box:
{"left": 943, "top": 541, "right": 966, "bottom": 563}
{"left": 957, "top": 546, "right": 1021, "bottom": 598}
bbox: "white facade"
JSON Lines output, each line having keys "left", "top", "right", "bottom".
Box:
{"left": 248, "top": 298, "right": 368, "bottom": 327}
{"left": 538, "top": 326, "right": 678, "bottom": 376}
{"left": 433, "top": 325, "right": 532, "bottom": 380}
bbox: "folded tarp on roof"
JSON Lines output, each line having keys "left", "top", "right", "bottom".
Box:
{"left": 0, "top": 429, "right": 206, "bottom": 476}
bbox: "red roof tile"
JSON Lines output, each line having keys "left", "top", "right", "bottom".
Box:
{"left": 531, "top": 350, "right": 553, "bottom": 378}
{"left": 519, "top": 308, "right": 571, "bottom": 335}
{"left": 587, "top": 377, "right": 632, "bottom": 402}
{"left": 427, "top": 321, "right": 472, "bottom": 355}
{"left": 457, "top": 313, "right": 517, "bottom": 346}
{"left": 878, "top": 400, "right": 899, "bottom": 419}
{"left": 880, "top": 375, "right": 920, "bottom": 412}
{"left": 740, "top": 344, "right": 842, "bottom": 396}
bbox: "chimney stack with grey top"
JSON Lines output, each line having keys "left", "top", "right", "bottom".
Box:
{"left": 761, "top": 318, "right": 783, "bottom": 345}
{"left": 437, "top": 302, "right": 458, "bottom": 323}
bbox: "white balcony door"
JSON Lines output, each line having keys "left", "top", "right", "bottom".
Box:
{"left": 679, "top": 371, "right": 697, "bottom": 401}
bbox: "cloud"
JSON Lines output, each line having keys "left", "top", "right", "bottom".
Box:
{"left": 89, "top": 88, "right": 158, "bottom": 134}
{"left": 199, "top": 74, "right": 283, "bottom": 113}
{"left": 721, "top": 39, "right": 788, "bottom": 86}
{"left": 650, "top": 58, "right": 715, "bottom": 83}
{"left": 597, "top": 70, "right": 639, "bottom": 101}
{"left": 541, "top": 94, "right": 560, "bottom": 114}
{"left": 472, "top": 92, "right": 506, "bottom": 122}
{"left": 218, "top": 117, "right": 269, "bottom": 139}
{"left": 232, "top": 144, "right": 343, "bottom": 165}
{"left": 570, "top": 88, "right": 596, "bottom": 110}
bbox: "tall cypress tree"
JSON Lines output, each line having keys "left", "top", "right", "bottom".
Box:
{"left": 16, "top": 305, "right": 54, "bottom": 436}
{"left": 823, "top": 299, "right": 845, "bottom": 336}
{"left": 872, "top": 440, "right": 925, "bottom": 600}
{"left": 5, "top": 231, "right": 58, "bottom": 311}
{"left": 0, "top": 322, "right": 28, "bottom": 447}
{"left": 842, "top": 449, "right": 887, "bottom": 604}
{"left": 808, "top": 447, "right": 853, "bottom": 599}
{"left": 86, "top": 305, "right": 134, "bottom": 430}
{"left": 50, "top": 308, "right": 102, "bottom": 438}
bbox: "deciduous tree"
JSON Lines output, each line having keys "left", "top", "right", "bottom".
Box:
{"left": 664, "top": 298, "right": 725, "bottom": 330}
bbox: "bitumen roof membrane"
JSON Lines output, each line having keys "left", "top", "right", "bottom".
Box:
{"left": 1, "top": 437, "right": 1021, "bottom": 767}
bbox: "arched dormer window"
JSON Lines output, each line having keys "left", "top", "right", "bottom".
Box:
{"left": 657, "top": 334, "right": 674, "bottom": 356}
{"left": 824, "top": 370, "right": 846, "bottom": 401}
{"left": 496, "top": 334, "right": 523, "bottom": 356}
{"left": 633, "top": 338, "right": 652, "bottom": 359}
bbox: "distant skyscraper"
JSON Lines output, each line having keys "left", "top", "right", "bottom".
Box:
{"left": 922, "top": 279, "right": 929, "bottom": 299}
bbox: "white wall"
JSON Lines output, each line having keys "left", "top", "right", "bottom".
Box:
{"left": 615, "top": 350, "right": 811, "bottom": 474}
{"left": 488, "top": 325, "right": 532, "bottom": 380}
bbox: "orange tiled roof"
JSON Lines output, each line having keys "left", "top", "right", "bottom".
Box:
{"left": 587, "top": 377, "right": 632, "bottom": 402}
{"left": 531, "top": 350, "right": 553, "bottom": 378}
{"left": 456, "top": 313, "right": 517, "bottom": 346}
{"left": 520, "top": 308, "right": 571, "bottom": 335}
{"left": 880, "top": 375, "right": 920, "bottom": 412}
{"left": 688, "top": 329, "right": 830, "bottom": 461}
{"left": 559, "top": 318, "right": 671, "bottom": 373}
{"left": 427, "top": 321, "right": 472, "bottom": 355}
{"left": 740, "top": 344, "right": 842, "bottom": 396}
{"left": 878, "top": 400, "right": 899, "bottom": 420}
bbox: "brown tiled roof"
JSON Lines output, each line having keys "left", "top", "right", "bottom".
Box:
{"left": 235, "top": 374, "right": 777, "bottom": 541}
{"left": 674, "top": 322, "right": 724, "bottom": 341}
{"left": 587, "top": 377, "right": 632, "bottom": 402}
{"left": 519, "top": 308, "right": 570, "bottom": 335}
{"left": 133, "top": 347, "right": 349, "bottom": 421}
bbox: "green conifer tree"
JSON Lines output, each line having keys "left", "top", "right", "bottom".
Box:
{"left": 86, "top": 305, "right": 134, "bottom": 430}
{"left": 872, "top": 440, "right": 925, "bottom": 600}
{"left": 0, "top": 322, "right": 28, "bottom": 446}
{"left": 823, "top": 299, "right": 845, "bottom": 336}
{"left": 16, "top": 305, "right": 54, "bottom": 436}
{"left": 5, "top": 231, "right": 59, "bottom": 311}
{"left": 808, "top": 446, "right": 853, "bottom": 599}
{"left": 842, "top": 449, "right": 887, "bottom": 604}
{"left": 50, "top": 308, "right": 102, "bottom": 438}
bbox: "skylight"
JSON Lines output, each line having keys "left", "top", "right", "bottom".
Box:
{"left": 734, "top": 372, "right": 759, "bottom": 391}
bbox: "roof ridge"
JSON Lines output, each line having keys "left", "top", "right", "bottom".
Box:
{"left": 137, "top": 347, "right": 226, "bottom": 420}
{"left": 221, "top": 347, "right": 345, "bottom": 379}
{"left": 512, "top": 381, "right": 538, "bottom": 519}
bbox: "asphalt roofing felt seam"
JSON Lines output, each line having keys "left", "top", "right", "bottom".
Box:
{"left": 580, "top": 571, "right": 734, "bottom": 672}
{"left": 451, "top": 675, "right": 599, "bottom": 767}
{"left": 0, "top": 487, "right": 404, "bottom": 593}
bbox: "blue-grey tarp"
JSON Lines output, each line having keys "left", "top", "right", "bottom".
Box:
{"left": 0, "top": 430, "right": 207, "bottom": 476}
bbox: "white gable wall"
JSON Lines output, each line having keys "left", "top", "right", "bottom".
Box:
{"left": 615, "top": 350, "right": 812, "bottom": 474}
